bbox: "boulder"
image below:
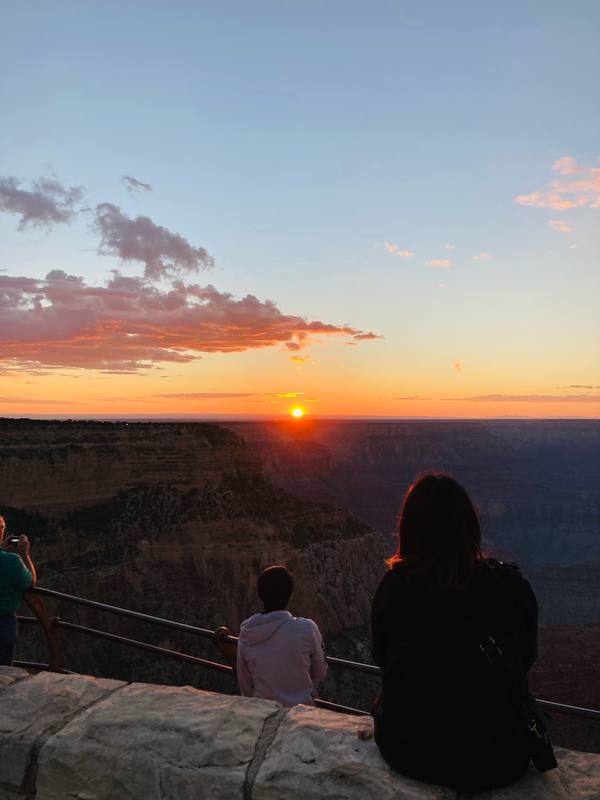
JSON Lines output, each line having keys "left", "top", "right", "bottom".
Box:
{"left": 36, "top": 682, "right": 280, "bottom": 800}
{"left": 253, "top": 705, "right": 446, "bottom": 800}
{"left": 554, "top": 746, "right": 600, "bottom": 799}
{"left": 0, "top": 671, "right": 125, "bottom": 794}
{"left": 0, "top": 667, "right": 28, "bottom": 692}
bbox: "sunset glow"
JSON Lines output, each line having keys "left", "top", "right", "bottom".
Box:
{"left": 0, "top": 4, "right": 598, "bottom": 420}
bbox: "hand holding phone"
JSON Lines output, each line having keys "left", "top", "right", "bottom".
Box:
{"left": 17, "top": 535, "right": 30, "bottom": 558}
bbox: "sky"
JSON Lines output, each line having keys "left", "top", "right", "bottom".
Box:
{"left": 1, "top": 1, "right": 599, "bottom": 419}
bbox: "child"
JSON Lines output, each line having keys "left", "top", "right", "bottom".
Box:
{"left": 236, "top": 565, "right": 327, "bottom": 707}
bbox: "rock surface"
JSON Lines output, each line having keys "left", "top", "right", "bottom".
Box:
{"left": 0, "top": 671, "right": 125, "bottom": 794}
{"left": 1, "top": 669, "right": 599, "bottom": 800}
{"left": 253, "top": 705, "right": 446, "bottom": 800}
{"left": 0, "top": 667, "right": 28, "bottom": 691}
{"left": 36, "top": 682, "right": 280, "bottom": 800}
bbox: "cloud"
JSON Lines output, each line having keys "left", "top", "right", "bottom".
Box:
{"left": 289, "top": 355, "right": 311, "bottom": 363}
{"left": 352, "top": 332, "right": 382, "bottom": 340}
{"left": 0, "top": 271, "right": 370, "bottom": 372}
{"left": 472, "top": 252, "right": 491, "bottom": 261}
{"left": 453, "top": 361, "right": 462, "bottom": 373}
{"left": 515, "top": 156, "right": 600, "bottom": 210}
{"left": 0, "top": 176, "right": 83, "bottom": 229}
{"left": 565, "top": 384, "right": 600, "bottom": 389}
{"left": 260, "top": 392, "right": 305, "bottom": 405}
{"left": 154, "top": 392, "right": 257, "bottom": 399}
{"left": 446, "top": 394, "right": 600, "bottom": 403}
{"left": 443, "top": 243, "right": 456, "bottom": 251}
{"left": 0, "top": 396, "right": 75, "bottom": 404}
{"left": 548, "top": 219, "right": 573, "bottom": 233}
{"left": 385, "top": 241, "right": 414, "bottom": 258}
{"left": 426, "top": 259, "right": 452, "bottom": 268}
{"left": 95, "top": 203, "right": 214, "bottom": 279}
{"left": 121, "top": 175, "right": 152, "bottom": 194}
{"left": 392, "top": 395, "right": 430, "bottom": 400}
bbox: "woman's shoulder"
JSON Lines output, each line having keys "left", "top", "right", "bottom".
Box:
{"left": 477, "top": 557, "right": 533, "bottom": 595}
{"left": 480, "top": 557, "right": 525, "bottom": 577}
{"left": 373, "top": 565, "right": 408, "bottom": 600}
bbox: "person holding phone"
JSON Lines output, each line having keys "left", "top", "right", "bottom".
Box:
{"left": 0, "top": 515, "right": 37, "bottom": 666}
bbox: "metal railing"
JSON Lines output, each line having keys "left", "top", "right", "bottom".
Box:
{"left": 15, "top": 585, "right": 600, "bottom": 722}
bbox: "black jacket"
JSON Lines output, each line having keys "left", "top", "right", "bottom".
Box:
{"left": 371, "top": 559, "right": 538, "bottom": 792}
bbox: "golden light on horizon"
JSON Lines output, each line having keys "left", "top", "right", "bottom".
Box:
{"left": 291, "top": 407, "right": 305, "bottom": 418}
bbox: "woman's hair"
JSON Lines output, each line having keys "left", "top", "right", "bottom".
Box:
{"left": 388, "top": 473, "right": 484, "bottom": 589}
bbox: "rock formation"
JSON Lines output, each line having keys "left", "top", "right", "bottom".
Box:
{"left": 0, "top": 419, "right": 385, "bottom": 706}
{"left": 1, "top": 668, "right": 599, "bottom": 800}
{"left": 227, "top": 419, "right": 600, "bottom": 569}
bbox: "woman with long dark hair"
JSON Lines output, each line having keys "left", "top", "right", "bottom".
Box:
{"left": 371, "top": 473, "right": 539, "bottom": 792}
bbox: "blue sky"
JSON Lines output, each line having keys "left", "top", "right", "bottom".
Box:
{"left": 0, "top": 1, "right": 599, "bottom": 417}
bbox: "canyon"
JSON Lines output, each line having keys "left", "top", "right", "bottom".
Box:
{"left": 0, "top": 417, "right": 598, "bottom": 752}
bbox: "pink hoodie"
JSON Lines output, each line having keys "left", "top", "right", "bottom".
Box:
{"left": 236, "top": 610, "right": 328, "bottom": 707}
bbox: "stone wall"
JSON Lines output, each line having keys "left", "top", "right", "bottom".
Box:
{"left": 1, "top": 668, "right": 598, "bottom": 800}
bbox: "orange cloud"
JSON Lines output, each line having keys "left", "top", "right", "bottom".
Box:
{"left": 385, "top": 241, "right": 414, "bottom": 258}
{"left": 427, "top": 259, "right": 452, "bottom": 268}
{"left": 548, "top": 219, "right": 573, "bottom": 233}
{"left": 446, "top": 393, "right": 600, "bottom": 403}
{"left": 0, "top": 271, "right": 373, "bottom": 373}
{"left": 472, "top": 252, "right": 491, "bottom": 261}
{"left": 515, "top": 156, "right": 600, "bottom": 210}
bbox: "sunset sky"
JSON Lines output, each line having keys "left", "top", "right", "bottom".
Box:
{"left": 1, "top": 2, "right": 599, "bottom": 419}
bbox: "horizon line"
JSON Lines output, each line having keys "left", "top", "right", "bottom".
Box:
{"left": 1, "top": 413, "right": 599, "bottom": 423}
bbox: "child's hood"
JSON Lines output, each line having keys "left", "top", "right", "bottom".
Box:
{"left": 239, "top": 610, "right": 293, "bottom": 646}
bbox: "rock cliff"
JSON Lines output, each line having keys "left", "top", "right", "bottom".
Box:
{"left": 0, "top": 419, "right": 384, "bottom": 706}
{"left": 227, "top": 419, "right": 600, "bottom": 569}
{"left": 1, "top": 668, "right": 598, "bottom": 800}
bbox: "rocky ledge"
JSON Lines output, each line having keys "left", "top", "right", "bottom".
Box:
{"left": 0, "top": 668, "right": 598, "bottom": 800}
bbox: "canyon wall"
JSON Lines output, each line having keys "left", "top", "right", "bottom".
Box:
{"left": 0, "top": 419, "right": 384, "bottom": 706}
{"left": 227, "top": 419, "right": 600, "bottom": 568}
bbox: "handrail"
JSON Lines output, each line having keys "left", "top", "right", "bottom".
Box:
{"left": 31, "top": 586, "right": 216, "bottom": 639}
{"left": 20, "top": 586, "right": 600, "bottom": 722}
{"left": 22, "top": 590, "right": 64, "bottom": 672}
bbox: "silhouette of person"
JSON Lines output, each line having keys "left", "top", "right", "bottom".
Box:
{"left": 371, "top": 474, "right": 538, "bottom": 792}
{"left": 0, "top": 516, "right": 37, "bottom": 666}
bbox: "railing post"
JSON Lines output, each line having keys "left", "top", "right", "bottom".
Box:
{"left": 23, "top": 591, "right": 65, "bottom": 672}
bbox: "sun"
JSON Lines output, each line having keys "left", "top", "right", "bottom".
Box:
{"left": 291, "top": 407, "right": 305, "bottom": 419}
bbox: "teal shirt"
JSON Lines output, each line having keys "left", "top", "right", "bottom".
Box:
{"left": 0, "top": 551, "right": 32, "bottom": 613}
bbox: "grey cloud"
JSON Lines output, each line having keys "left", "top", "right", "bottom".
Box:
{"left": 0, "top": 176, "right": 83, "bottom": 229}
{"left": 121, "top": 175, "right": 152, "bottom": 194}
{"left": 95, "top": 203, "right": 214, "bottom": 279}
